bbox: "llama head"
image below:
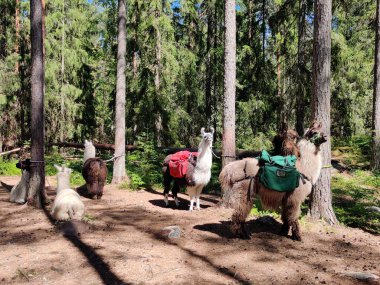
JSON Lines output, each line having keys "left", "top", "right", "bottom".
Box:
{"left": 304, "top": 121, "right": 327, "bottom": 146}
{"left": 84, "top": 139, "right": 93, "bottom": 148}
{"left": 54, "top": 164, "right": 72, "bottom": 175}
{"left": 54, "top": 164, "right": 72, "bottom": 191}
{"left": 200, "top": 127, "right": 214, "bottom": 147}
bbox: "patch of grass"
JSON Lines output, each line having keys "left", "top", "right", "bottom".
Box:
{"left": 0, "top": 158, "right": 22, "bottom": 175}
{"left": 249, "top": 199, "right": 280, "bottom": 219}
{"left": 332, "top": 135, "right": 371, "bottom": 169}
{"left": 83, "top": 214, "right": 95, "bottom": 222}
{"left": 331, "top": 171, "right": 380, "bottom": 234}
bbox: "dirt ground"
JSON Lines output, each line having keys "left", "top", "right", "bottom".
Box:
{"left": 0, "top": 176, "right": 379, "bottom": 285}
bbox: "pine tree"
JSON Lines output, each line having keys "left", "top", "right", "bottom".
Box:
{"left": 28, "top": 0, "right": 45, "bottom": 207}
{"left": 309, "top": 0, "right": 337, "bottom": 224}
{"left": 372, "top": 0, "right": 380, "bottom": 170}
{"left": 112, "top": 0, "right": 128, "bottom": 184}
{"left": 222, "top": 0, "right": 236, "bottom": 167}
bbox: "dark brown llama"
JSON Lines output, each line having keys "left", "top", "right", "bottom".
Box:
{"left": 80, "top": 140, "right": 107, "bottom": 199}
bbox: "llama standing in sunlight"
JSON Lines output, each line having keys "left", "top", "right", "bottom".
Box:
{"left": 219, "top": 122, "right": 327, "bottom": 240}
{"left": 81, "top": 140, "right": 107, "bottom": 199}
{"left": 51, "top": 165, "right": 85, "bottom": 221}
{"left": 162, "top": 128, "right": 214, "bottom": 211}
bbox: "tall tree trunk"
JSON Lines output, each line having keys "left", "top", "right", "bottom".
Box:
{"left": 154, "top": 9, "right": 163, "bottom": 147}
{"left": 28, "top": 0, "right": 45, "bottom": 207}
{"left": 15, "top": 0, "right": 20, "bottom": 72}
{"left": 205, "top": 2, "right": 214, "bottom": 123}
{"left": 372, "top": 0, "right": 380, "bottom": 170}
{"left": 309, "top": 0, "right": 337, "bottom": 224}
{"left": 296, "top": 0, "right": 307, "bottom": 135}
{"left": 112, "top": 0, "right": 128, "bottom": 184}
{"left": 60, "top": 0, "right": 65, "bottom": 143}
{"left": 222, "top": 0, "right": 236, "bottom": 168}
{"left": 262, "top": 0, "right": 266, "bottom": 59}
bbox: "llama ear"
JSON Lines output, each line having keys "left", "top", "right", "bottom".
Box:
{"left": 201, "top": 127, "right": 205, "bottom": 136}
{"left": 54, "top": 164, "right": 62, "bottom": 172}
{"left": 210, "top": 127, "right": 214, "bottom": 135}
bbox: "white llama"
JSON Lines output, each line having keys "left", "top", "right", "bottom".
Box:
{"left": 51, "top": 165, "right": 85, "bottom": 221}
{"left": 162, "top": 128, "right": 215, "bottom": 211}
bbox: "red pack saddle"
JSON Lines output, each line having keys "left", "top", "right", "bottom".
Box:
{"left": 169, "top": 151, "right": 198, "bottom": 178}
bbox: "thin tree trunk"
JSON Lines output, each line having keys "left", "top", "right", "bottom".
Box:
{"left": 112, "top": 0, "right": 128, "bottom": 184}
{"left": 205, "top": 2, "right": 214, "bottom": 122}
{"left": 262, "top": 0, "right": 266, "bottom": 59}
{"left": 15, "top": 0, "right": 20, "bottom": 72}
{"left": 222, "top": 0, "right": 236, "bottom": 168}
{"left": 248, "top": 0, "right": 253, "bottom": 44}
{"left": 309, "top": 0, "right": 337, "bottom": 224}
{"left": 154, "top": 9, "right": 163, "bottom": 147}
{"left": 28, "top": 0, "right": 45, "bottom": 207}
{"left": 296, "top": 0, "right": 307, "bottom": 135}
{"left": 60, "top": 0, "right": 65, "bottom": 143}
{"left": 372, "top": 0, "right": 380, "bottom": 170}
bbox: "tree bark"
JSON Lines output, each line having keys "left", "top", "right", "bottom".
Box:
{"left": 372, "top": 0, "right": 380, "bottom": 170}
{"left": 112, "top": 0, "right": 128, "bottom": 184}
{"left": 222, "top": 0, "right": 236, "bottom": 168}
{"left": 60, "top": 0, "right": 65, "bottom": 143}
{"left": 205, "top": 2, "right": 214, "bottom": 121}
{"left": 154, "top": 7, "right": 163, "bottom": 147}
{"left": 15, "top": 0, "right": 20, "bottom": 73}
{"left": 309, "top": 0, "right": 337, "bottom": 224}
{"left": 28, "top": 0, "right": 45, "bottom": 207}
{"left": 296, "top": 0, "right": 307, "bottom": 136}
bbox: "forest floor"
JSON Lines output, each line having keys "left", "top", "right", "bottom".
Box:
{"left": 0, "top": 176, "right": 379, "bottom": 285}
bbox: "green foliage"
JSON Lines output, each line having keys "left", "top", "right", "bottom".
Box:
{"left": 0, "top": 159, "right": 22, "bottom": 175}
{"left": 332, "top": 172, "right": 380, "bottom": 234}
{"left": 125, "top": 133, "right": 165, "bottom": 189}
{"left": 332, "top": 135, "right": 371, "bottom": 168}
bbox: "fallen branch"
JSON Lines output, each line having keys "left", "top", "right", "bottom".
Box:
{"left": 0, "top": 146, "right": 30, "bottom": 156}
{"left": 47, "top": 142, "right": 137, "bottom": 151}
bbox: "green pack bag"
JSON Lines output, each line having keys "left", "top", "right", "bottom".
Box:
{"left": 258, "top": 150, "right": 300, "bottom": 192}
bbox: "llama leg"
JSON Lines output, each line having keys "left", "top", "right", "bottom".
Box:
{"left": 230, "top": 188, "right": 255, "bottom": 239}
{"left": 189, "top": 195, "right": 195, "bottom": 211}
{"left": 163, "top": 168, "right": 172, "bottom": 207}
{"left": 164, "top": 194, "right": 169, "bottom": 206}
{"left": 282, "top": 195, "right": 302, "bottom": 241}
{"left": 173, "top": 182, "right": 180, "bottom": 207}
{"left": 290, "top": 220, "right": 302, "bottom": 241}
{"left": 196, "top": 195, "right": 201, "bottom": 210}
{"left": 195, "top": 186, "right": 202, "bottom": 210}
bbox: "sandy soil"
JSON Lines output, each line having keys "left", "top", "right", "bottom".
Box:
{"left": 0, "top": 176, "right": 379, "bottom": 285}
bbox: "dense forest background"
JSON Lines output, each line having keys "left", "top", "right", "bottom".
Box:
{"left": 0, "top": 0, "right": 375, "bottom": 149}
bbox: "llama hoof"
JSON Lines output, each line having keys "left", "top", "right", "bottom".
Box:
{"left": 239, "top": 232, "right": 251, "bottom": 240}
{"left": 279, "top": 226, "right": 290, "bottom": 237}
{"left": 291, "top": 234, "right": 302, "bottom": 241}
{"left": 196, "top": 207, "right": 201, "bottom": 211}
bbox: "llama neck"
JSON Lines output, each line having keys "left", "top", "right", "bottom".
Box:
{"left": 296, "top": 139, "right": 322, "bottom": 185}
{"left": 57, "top": 174, "right": 71, "bottom": 194}
{"left": 84, "top": 145, "right": 96, "bottom": 163}
{"left": 196, "top": 142, "right": 212, "bottom": 171}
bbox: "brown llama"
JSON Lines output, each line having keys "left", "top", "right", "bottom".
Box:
{"left": 219, "top": 122, "right": 327, "bottom": 241}
{"left": 81, "top": 140, "right": 107, "bottom": 199}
